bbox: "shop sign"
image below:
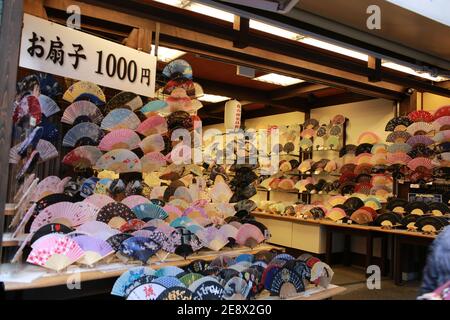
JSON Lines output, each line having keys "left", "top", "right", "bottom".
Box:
{"left": 408, "top": 193, "right": 443, "bottom": 204}
{"left": 19, "top": 14, "right": 156, "bottom": 97}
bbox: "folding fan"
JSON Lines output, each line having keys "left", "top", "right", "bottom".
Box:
{"left": 63, "top": 122, "right": 103, "bottom": 147}
{"left": 331, "top": 114, "right": 346, "bottom": 125}
{"left": 370, "top": 174, "right": 392, "bottom": 187}
{"left": 62, "top": 146, "right": 103, "bottom": 169}
{"left": 76, "top": 220, "right": 118, "bottom": 239}
{"left": 303, "top": 118, "right": 319, "bottom": 130}
{"left": 101, "top": 108, "right": 141, "bottom": 131}
{"left": 27, "top": 235, "right": 84, "bottom": 271}
{"left": 10, "top": 139, "right": 58, "bottom": 164}
{"left": 432, "top": 116, "right": 450, "bottom": 132}
{"left": 350, "top": 209, "right": 373, "bottom": 225}
{"left": 140, "top": 152, "right": 167, "bottom": 173}
{"left": 354, "top": 153, "right": 372, "bottom": 165}
{"left": 236, "top": 224, "right": 265, "bottom": 248}
{"left": 316, "top": 125, "right": 328, "bottom": 138}
{"left": 119, "top": 219, "right": 145, "bottom": 233}
{"left": 408, "top": 110, "right": 433, "bottom": 123}
{"left": 38, "top": 94, "right": 60, "bottom": 117}
{"left": 96, "top": 202, "right": 137, "bottom": 229}
{"left": 299, "top": 138, "right": 313, "bottom": 150}
{"left": 126, "top": 282, "right": 167, "bottom": 300}
{"left": 13, "top": 95, "right": 42, "bottom": 125}
{"left": 106, "top": 91, "right": 143, "bottom": 112}
{"left": 17, "top": 74, "right": 40, "bottom": 99}
{"left": 166, "top": 88, "right": 193, "bottom": 113}
{"left": 140, "top": 100, "right": 168, "bottom": 116}
{"left": 373, "top": 212, "right": 402, "bottom": 228}
{"left": 300, "top": 128, "right": 315, "bottom": 139}
{"left": 433, "top": 130, "right": 450, "bottom": 143}
{"left": 371, "top": 153, "right": 388, "bottom": 165}
{"left": 325, "top": 135, "right": 340, "bottom": 149}
{"left": 406, "top": 135, "right": 434, "bottom": 148}
{"left": 95, "top": 149, "right": 142, "bottom": 173}
{"left": 62, "top": 101, "right": 103, "bottom": 125}
{"left": 385, "top": 116, "right": 412, "bottom": 132}
{"left": 189, "top": 277, "right": 224, "bottom": 300}
{"left": 63, "top": 81, "right": 106, "bottom": 104}
{"left": 122, "top": 195, "right": 150, "bottom": 208}
{"left": 406, "top": 122, "right": 433, "bottom": 136}
{"left": 30, "top": 201, "right": 99, "bottom": 233}
{"left": 157, "top": 287, "right": 194, "bottom": 301}
{"left": 325, "top": 208, "right": 347, "bottom": 222}
{"left": 132, "top": 203, "right": 169, "bottom": 221}
{"left": 139, "top": 134, "right": 166, "bottom": 154}
{"left": 163, "top": 59, "right": 193, "bottom": 80}
{"left": 433, "top": 105, "right": 450, "bottom": 120}
{"left": 328, "top": 195, "right": 347, "bottom": 206}
{"left": 387, "top": 143, "right": 412, "bottom": 154}
{"left": 429, "top": 202, "right": 450, "bottom": 216}
{"left": 152, "top": 277, "right": 185, "bottom": 291}
{"left": 405, "top": 201, "right": 429, "bottom": 215}
{"left": 357, "top": 131, "right": 380, "bottom": 145}
{"left": 98, "top": 129, "right": 141, "bottom": 151}
{"left": 111, "top": 266, "right": 156, "bottom": 297}
{"left": 72, "top": 235, "right": 114, "bottom": 265}
{"left": 386, "top": 152, "right": 412, "bottom": 165}
{"left": 278, "top": 179, "right": 295, "bottom": 190}
{"left": 407, "top": 157, "right": 433, "bottom": 171}
{"left": 386, "top": 131, "right": 411, "bottom": 143}
{"left": 415, "top": 216, "right": 448, "bottom": 234}
{"left": 209, "top": 181, "right": 233, "bottom": 203}
{"left": 269, "top": 267, "right": 305, "bottom": 298}
{"left": 136, "top": 115, "right": 168, "bottom": 136}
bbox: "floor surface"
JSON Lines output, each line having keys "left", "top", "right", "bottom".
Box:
{"left": 331, "top": 265, "right": 421, "bottom": 300}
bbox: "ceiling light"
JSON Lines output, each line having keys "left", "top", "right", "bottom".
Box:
{"left": 253, "top": 73, "right": 304, "bottom": 86}
{"left": 299, "top": 38, "right": 369, "bottom": 61}
{"left": 154, "top": 0, "right": 234, "bottom": 22}
{"left": 382, "top": 61, "right": 448, "bottom": 82}
{"left": 198, "top": 94, "right": 231, "bottom": 103}
{"left": 249, "top": 19, "right": 298, "bottom": 40}
{"left": 151, "top": 45, "right": 185, "bottom": 62}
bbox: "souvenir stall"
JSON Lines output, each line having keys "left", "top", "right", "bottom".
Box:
{"left": 0, "top": 13, "right": 338, "bottom": 301}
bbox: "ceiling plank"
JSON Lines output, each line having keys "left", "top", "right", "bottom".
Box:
{"left": 269, "top": 82, "right": 329, "bottom": 100}
{"left": 307, "top": 92, "right": 375, "bottom": 109}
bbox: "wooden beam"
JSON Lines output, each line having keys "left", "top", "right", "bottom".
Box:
{"left": 0, "top": 0, "right": 24, "bottom": 257}
{"left": 307, "top": 92, "right": 375, "bottom": 109}
{"left": 368, "top": 56, "right": 382, "bottom": 82}
{"left": 269, "top": 82, "right": 329, "bottom": 100}
{"left": 233, "top": 16, "right": 249, "bottom": 49}
{"left": 24, "top": 0, "right": 47, "bottom": 18}
{"left": 124, "top": 28, "right": 139, "bottom": 49}
{"left": 399, "top": 90, "right": 418, "bottom": 115}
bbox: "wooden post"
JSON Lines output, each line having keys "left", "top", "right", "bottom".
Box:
{"left": 0, "top": 0, "right": 24, "bottom": 256}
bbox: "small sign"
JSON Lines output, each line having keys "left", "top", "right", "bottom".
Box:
{"left": 408, "top": 193, "right": 443, "bottom": 204}
{"left": 20, "top": 14, "right": 156, "bottom": 97}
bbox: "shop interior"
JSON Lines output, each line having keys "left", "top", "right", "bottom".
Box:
{"left": 1, "top": 0, "right": 450, "bottom": 300}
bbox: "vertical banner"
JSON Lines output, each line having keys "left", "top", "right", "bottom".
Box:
{"left": 19, "top": 14, "right": 157, "bottom": 97}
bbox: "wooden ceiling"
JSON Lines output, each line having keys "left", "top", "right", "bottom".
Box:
{"left": 39, "top": 1, "right": 376, "bottom": 125}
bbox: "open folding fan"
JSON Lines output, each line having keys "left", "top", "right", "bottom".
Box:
{"left": 385, "top": 116, "right": 412, "bottom": 132}
{"left": 96, "top": 202, "right": 137, "bottom": 229}
{"left": 72, "top": 235, "right": 114, "bottom": 265}
{"left": 121, "top": 195, "right": 150, "bottom": 208}
{"left": 13, "top": 95, "right": 42, "bottom": 125}
{"left": 387, "top": 142, "right": 412, "bottom": 154}
{"left": 406, "top": 122, "right": 434, "bottom": 136}
{"left": 10, "top": 139, "right": 58, "bottom": 164}
{"left": 132, "top": 203, "right": 169, "bottom": 221}
{"left": 62, "top": 122, "right": 103, "bottom": 147}
{"left": 62, "top": 101, "right": 103, "bottom": 125}
{"left": 105, "top": 91, "right": 143, "bottom": 112}
{"left": 236, "top": 224, "right": 265, "bottom": 248}
{"left": 27, "top": 234, "right": 84, "bottom": 271}
{"left": 101, "top": 108, "right": 141, "bottom": 131}
{"left": 63, "top": 81, "right": 106, "bottom": 105}
{"left": 136, "top": 115, "right": 168, "bottom": 136}
{"left": 189, "top": 277, "right": 224, "bottom": 300}
{"left": 386, "top": 131, "right": 411, "bottom": 143}
{"left": 141, "top": 152, "right": 167, "bottom": 173}
{"left": 30, "top": 201, "right": 98, "bottom": 233}
{"left": 98, "top": 129, "right": 141, "bottom": 151}
{"left": 111, "top": 266, "right": 156, "bottom": 297}
{"left": 139, "top": 134, "right": 166, "bottom": 154}
{"left": 162, "top": 59, "right": 193, "bottom": 80}
{"left": 126, "top": 282, "right": 167, "bottom": 300}
{"left": 76, "top": 220, "right": 119, "bottom": 240}
{"left": 16, "top": 74, "right": 40, "bottom": 99}
{"left": 62, "top": 146, "right": 103, "bottom": 169}
{"left": 140, "top": 100, "right": 168, "bottom": 116}
{"left": 408, "top": 110, "right": 434, "bottom": 123}
{"left": 407, "top": 157, "right": 434, "bottom": 171}
{"left": 209, "top": 181, "right": 233, "bottom": 203}
{"left": 95, "top": 149, "right": 142, "bottom": 173}
{"left": 119, "top": 236, "right": 162, "bottom": 264}
{"left": 38, "top": 94, "right": 60, "bottom": 117}
{"left": 433, "top": 105, "right": 450, "bottom": 120}
{"left": 433, "top": 130, "right": 450, "bottom": 143}
{"left": 269, "top": 267, "right": 305, "bottom": 298}
{"left": 432, "top": 116, "right": 450, "bottom": 132}
{"left": 357, "top": 131, "right": 380, "bottom": 145}
{"left": 386, "top": 152, "right": 412, "bottom": 165}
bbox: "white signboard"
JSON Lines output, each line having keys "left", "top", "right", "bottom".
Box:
{"left": 19, "top": 14, "right": 157, "bottom": 97}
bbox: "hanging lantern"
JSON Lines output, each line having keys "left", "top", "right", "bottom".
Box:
{"left": 224, "top": 99, "right": 242, "bottom": 130}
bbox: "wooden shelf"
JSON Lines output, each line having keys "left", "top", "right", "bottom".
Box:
{"left": 1, "top": 233, "right": 25, "bottom": 247}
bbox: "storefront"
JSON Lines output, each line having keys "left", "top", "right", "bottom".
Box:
{"left": 0, "top": 0, "right": 449, "bottom": 301}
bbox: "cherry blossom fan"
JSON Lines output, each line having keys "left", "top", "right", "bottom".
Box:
{"left": 96, "top": 202, "right": 137, "bottom": 229}
{"left": 30, "top": 202, "right": 98, "bottom": 233}
{"left": 141, "top": 152, "right": 167, "bottom": 173}
{"left": 63, "top": 81, "right": 106, "bottom": 104}
{"left": 62, "top": 146, "right": 103, "bottom": 169}
{"left": 433, "top": 105, "right": 450, "bottom": 120}
{"left": 38, "top": 94, "right": 60, "bottom": 117}
{"left": 98, "top": 129, "right": 141, "bottom": 151}
{"left": 122, "top": 195, "right": 151, "bottom": 208}
{"left": 27, "top": 235, "right": 84, "bottom": 271}
{"left": 32, "top": 176, "right": 67, "bottom": 202}
{"left": 13, "top": 95, "right": 42, "bottom": 125}
{"left": 62, "top": 122, "right": 103, "bottom": 147}
{"left": 73, "top": 235, "right": 114, "bottom": 265}
{"left": 83, "top": 194, "right": 115, "bottom": 209}
{"left": 95, "top": 149, "right": 142, "bottom": 173}
{"left": 62, "top": 101, "right": 103, "bottom": 125}
{"left": 408, "top": 110, "right": 434, "bottom": 123}
{"left": 136, "top": 115, "right": 168, "bottom": 136}
{"left": 236, "top": 224, "right": 265, "bottom": 248}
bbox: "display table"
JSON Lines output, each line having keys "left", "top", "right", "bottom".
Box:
{"left": 258, "top": 284, "right": 346, "bottom": 300}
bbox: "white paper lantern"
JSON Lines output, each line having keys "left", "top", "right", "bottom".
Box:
{"left": 224, "top": 99, "right": 242, "bottom": 130}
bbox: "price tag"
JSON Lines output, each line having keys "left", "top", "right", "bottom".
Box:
{"left": 410, "top": 184, "right": 420, "bottom": 189}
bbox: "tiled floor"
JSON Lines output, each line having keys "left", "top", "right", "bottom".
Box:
{"left": 331, "top": 265, "right": 421, "bottom": 300}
